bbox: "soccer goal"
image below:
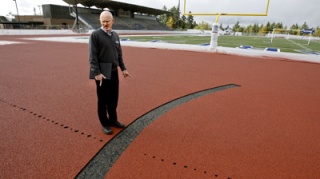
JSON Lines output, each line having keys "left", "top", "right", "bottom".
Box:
{"left": 270, "top": 28, "right": 314, "bottom": 46}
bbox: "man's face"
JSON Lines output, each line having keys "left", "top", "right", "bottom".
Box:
{"left": 100, "top": 16, "right": 114, "bottom": 32}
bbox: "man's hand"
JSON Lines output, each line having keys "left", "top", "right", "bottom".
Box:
{"left": 95, "top": 74, "right": 106, "bottom": 86}
{"left": 122, "top": 70, "right": 132, "bottom": 78}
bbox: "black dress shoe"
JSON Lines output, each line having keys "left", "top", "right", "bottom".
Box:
{"left": 102, "top": 126, "right": 113, "bottom": 135}
{"left": 110, "top": 121, "right": 125, "bottom": 128}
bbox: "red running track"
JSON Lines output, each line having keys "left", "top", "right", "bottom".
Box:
{"left": 1, "top": 35, "right": 320, "bottom": 179}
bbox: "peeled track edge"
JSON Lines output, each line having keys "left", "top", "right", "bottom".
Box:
{"left": 76, "top": 84, "right": 240, "bottom": 178}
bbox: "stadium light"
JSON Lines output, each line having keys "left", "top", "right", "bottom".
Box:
{"left": 13, "top": 0, "right": 21, "bottom": 26}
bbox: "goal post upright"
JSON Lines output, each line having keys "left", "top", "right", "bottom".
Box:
{"left": 183, "top": 0, "right": 271, "bottom": 50}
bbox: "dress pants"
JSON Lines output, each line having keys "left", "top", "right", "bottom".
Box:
{"left": 95, "top": 70, "right": 119, "bottom": 127}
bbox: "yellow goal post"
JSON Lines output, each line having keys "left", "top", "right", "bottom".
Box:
{"left": 183, "top": 0, "right": 271, "bottom": 50}
{"left": 183, "top": 0, "right": 270, "bottom": 23}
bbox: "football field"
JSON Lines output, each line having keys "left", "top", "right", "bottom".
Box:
{"left": 121, "top": 34, "right": 320, "bottom": 54}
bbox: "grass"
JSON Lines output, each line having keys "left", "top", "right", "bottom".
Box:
{"left": 121, "top": 35, "right": 320, "bottom": 54}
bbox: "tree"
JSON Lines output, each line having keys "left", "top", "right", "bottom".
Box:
{"left": 238, "top": 27, "right": 244, "bottom": 32}
{"left": 301, "top": 22, "right": 309, "bottom": 30}
{"left": 259, "top": 25, "right": 268, "bottom": 35}
{"left": 290, "top": 23, "right": 300, "bottom": 35}
{"left": 252, "top": 23, "right": 260, "bottom": 33}
{"left": 232, "top": 21, "right": 241, "bottom": 32}
{"left": 314, "top": 27, "right": 320, "bottom": 37}
{"left": 168, "top": 6, "right": 179, "bottom": 29}
{"left": 266, "top": 22, "right": 271, "bottom": 32}
{"left": 159, "top": 6, "right": 168, "bottom": 25}
{"left": 186, "top": 11, "right": 195, "bottom": 29}
{"left": 275, "top": 22, "right": 283, "bottom": 29}
{"left": 159, "top": 6, "right": 318, "bottom": 35}
{"left": 159, "top": 5, "right": 199, "bottom": 30}
{"left": 194, "top": 21, "right": 210, "bottom": 30}
{"left": 270, "top": 22, "right": 276, "bottom": 30}
{"left": 180, "top": 15, "right": 186, "bottom": 29}
{"left": 166, "top": 16, "right": 174, "bottom": 28}
{"left": 219, "top": 23, "right": 224, "bottom": 31}
{"left": 192, "top": 21, "right": 197, "bottom": 29}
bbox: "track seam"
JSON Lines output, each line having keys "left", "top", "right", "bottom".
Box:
{"left": 75, "top": 84, "right": 240, "bottom": 178}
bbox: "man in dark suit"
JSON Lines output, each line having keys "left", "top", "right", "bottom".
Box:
{"left": 89, "top": 11, "right": 131, "bottom": 135}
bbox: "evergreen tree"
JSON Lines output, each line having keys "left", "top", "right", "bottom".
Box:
{"left": 186, "top": 11, "right": 195, "bottom": 29}
{"left": 245, "top": 25, "right": 254, "bottom": 34}
{"left": 192, "top": 21, "right": 198, "bottom": 28}
{"left": 168, "top": 6, "right": 179, "bottom": 29}
{"left": 301, "top": 22, "right": 309, "bottom": 29}
{"left": 232, "top": 21, "right": 241, "bottom": 32}
{"left": 238, "top": 27, "right": 244, "bottom": 32}
{"left": 290, "top": 23, "right": 300, "bottom": 35}
{"left": 219, "top": 23, "right": 224, "bottom": 31}
{"left": 275, "top": 22, "right": 283, "bottom": 29}
{"left": 270, "top": 22, "right": 276, "bottom": 30}
{"left": 180, "top": 15, "right": 186, "bottom": 29}
{"left": 252, "top": 23, "right": 260, "bottom": 33}
{"left": 158, "top": 4, "right": 319, "bottom": 36}
{"left": 159, "top": 6, "right": 168, "bottom": 25}
{"left": 259, "top": 25, "right": 268, "bottom": 35}
{"left": 266, "top": 22, "right": 271, "bottom": 32}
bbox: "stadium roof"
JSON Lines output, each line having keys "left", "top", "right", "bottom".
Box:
{"left": 62, "top": 0, "right": 171, "bottom": 15}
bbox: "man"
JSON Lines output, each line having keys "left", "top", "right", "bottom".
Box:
{"left": 89, "top": 11, "right": 131, "bottom": 135}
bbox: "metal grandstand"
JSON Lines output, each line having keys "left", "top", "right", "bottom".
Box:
{"left": 0, "top": 0, "right": 171, "bottom": 31}
{"left": 62, "top": 0, "right": 172, "bottom": 31}
{"left": 63, "top": 0, "right": 171, "bottom": 16}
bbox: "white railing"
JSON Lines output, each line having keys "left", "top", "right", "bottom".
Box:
{"left": 0, "top": 24, "right": 90, "bottom": 35}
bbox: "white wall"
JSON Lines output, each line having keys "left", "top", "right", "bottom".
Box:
{"left": 0, "top": 29, "right": 218, "bottom": 36}
{"left": 0, "top": 29, "right": 75, "bottom": 35}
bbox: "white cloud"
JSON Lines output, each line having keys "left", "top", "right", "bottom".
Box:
{"left": 0, "top": 0, "right": 318, "bottom": 28}
{"left": 185, "top": 0, "right": 267, "bottom": 14}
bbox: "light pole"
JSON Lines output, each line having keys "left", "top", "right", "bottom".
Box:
{"left": 13, "top": 0, "right": 21, "bottom": 27}
{"left": 177, "top": 0, "right": 180, "bottom": 29}
{"left": 38, "top": 5, "right": 41, "bottom": 15}
{"left": 74, "top": 0, "right": 79, "bottom": 33}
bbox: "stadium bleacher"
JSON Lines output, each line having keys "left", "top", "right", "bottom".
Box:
{"left": 1, "top": 2, "right": 171, "bottom": 31}
{"left": 77, "top": 13, "right": 170, "bottom": 30}
{"left": 0, "top": 16, "right": 9, "bottom": 22}
{"left": 63, "top": 0, "right": 171, "bottom": 31}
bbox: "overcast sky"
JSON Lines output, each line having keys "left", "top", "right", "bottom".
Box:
{"left": 1, "top": 0, "right": 319, "bottom": 28}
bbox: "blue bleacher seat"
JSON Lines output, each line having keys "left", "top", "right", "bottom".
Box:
{"left": 264, "top": 47, "right": 280, "bottom": 52}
